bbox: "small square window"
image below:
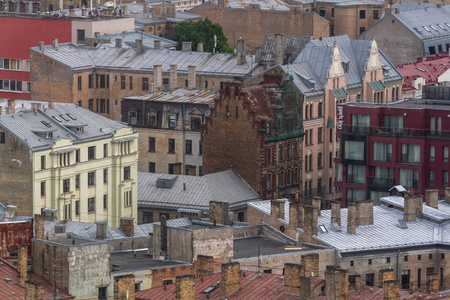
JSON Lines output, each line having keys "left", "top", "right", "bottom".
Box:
{"left": 442, "top": 253, "right": 445, "bottom": 260}
{"left": 429, "top": 253, "right": 433, "bottom": 260}
{"left": 404, "top": 256, "right": 408, "bottom": 262}
{"left": 350, "top": 260, "right": 354, "bottom": 267}
{"left": 418, "top": 255, "right": 421, "bottom": 261}
{"left": 368, "top": 259, "right": 372, "bottom": 265}
{"left": 386, "top": 257, "right": 390, "bottom": 264}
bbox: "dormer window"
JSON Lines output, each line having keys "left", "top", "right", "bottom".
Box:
{"left": 59, "top": 114, "right": 69, "bottom": 121}
{"left": 310, "top": 83, "right": 315, "bottom": 90}
{"left": 383, "top": 67, "right": 390, "bottom": 77}
{"left": 148, "top": 112, "right": 157, "bottom": 127}
{"left": 342, "top": 62, "right": 349, "bottom": 73}
{"left": 67, "top": 113, "right": 77, "bottom": 120}
{"left": 190, "top": 116, "right": 202, "bottom": 131}
{"left": 45, "top": 132, "right": 53, "bottom": 139}
{"left": 76, "top": 127, "right": 84, "bottom": 133}
{"left": 52, "top": 116, "right": 62, "bottom": 122}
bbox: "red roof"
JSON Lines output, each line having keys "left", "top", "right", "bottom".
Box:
{"left": 0, "top": 258, "right": 72, "bottom": 300}
{"left": 349, "top": 285, "right": 441, "bottom": 299}
{"left": 397, "top": 53, "right": 450, "bottom": 91}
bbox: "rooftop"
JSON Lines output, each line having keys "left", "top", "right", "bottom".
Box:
{"left": 123, "top": 88, "right": 219, "bottom": 105}
{"left": 341, "top": 98, "right": 450, "bottom": 111}
{"left": 209, "top": 0, "right": 290, "bottom": 11}
{"left": 129, "top": 3, "right": 201, "bottom": 25}
{"left": 85, "top": 31, "right": 177, "bottom": 50}
{"left": 387, "top": 1, "right": 446, "bottom": 14}
{"left": 110, "top": 250, "right": 189, "bottom": 272}
{"left": 138, "top": 170, "right": 261, "bottom": 211}
{"left": 294, "top": 0, "right": 385, "bottom": 7}
{"left": 260, "top": 34, "right": 312, "bottom": 65}
{"left": 0, "top": 102, "right": 131, "bottom": 151}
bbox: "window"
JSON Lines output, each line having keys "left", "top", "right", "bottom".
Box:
{"left": 387, "top": 257, "right": 391, "bottom": 264}
{"left": 444, "top": 146, "right": 449, "bottom": 163}
{"left": 199, "top": 141, "right": 202, "bottom": 155}
{"left": 88, "top": 197, "right": 95, "bottom": 212}
{"left": 143, "top": 212, "right": 153, "bottom": 223}
{"left": 78, "top": 76, "right": 82, "bottom": 91}
{"left": 430, "top": 145, "right": 435, "bottom": 162}
{"left": 318, "top": 153, "right": 323, "bottom": 169}
{"left": 88, "top": 74, "right": 93, "bottom": 88}
{"left": 350, "top": 260, "right": 354, "bottom": 267}
{"left": 279, "top": 171, "right": 284, "bottom": 187}
{"left": 368, "top": 259, "right": 372, "bottom": 265}
{"left": 346, "top": 189, "right": 365, "bottom": 204}
{"left": 77, "top": 29, "right": 85, "bottom": 44}
{"left": 40, "top": 181, "right": 45, "bottom": 196}
{"left": 373, "top": 10, "right": 379, "bottom": 19}
{"left": 429, "top": 170, "right": 435, "bottom": 186}
{"left": 351, "top": 114, "right": 370, "bottom": 133}
{"left": 279, "top": 146, "right": 284, "bottom": 161}
{"left": 347, "top": 165, "right": 366, "bottom": 184}
{"left": 344, "top": 141, "right": 364, "bottom": 161}
{"left": 309, "top": 129, "right": 313, "bottom": 144}
{"left": 148, "top": 137, "right": 155, "bottom": 152}
{"left": 319, "top": 7, "right": 325, "bottom": 16}
{"left": 429, "top": 46, "right": 436, "bottom": 55}
{"left": 103, "top": 169, "right": 108, "bottom": 183}
{"left": 88, "top": 172, "right": 95, "bottom": 186}
{"left": 149, "top": 162, "right": 156, "bottom": 173}
{"left": 309, "top": 154, "right": 312, "bottom": 171}
{"left": 168, "top": 115, "right": 176, "bottom": 129}
{"left": 384, "top": 115, "right": 403, "bottom": 133}
{"left": 0, "top": 132, "right": 4, "bottom": 144}
{"left": 63, "top": 179, "right": 70, "bottom": 193}
{"left": 359, "top": 9, "right": 365, "bottom": 19}
{"left": 40, "top": 155, "right": 46, "bottom": 170}
{"left": 168, "top": 139, "right": 175, "bottom": 153}
{"left": 88, "top": 146, "right": 95, "bottom": 160}
{"left": 359, "top": 27, "right": 366, "bottom": 35}
{"left": 190, "top": 116, "right": 202, "bottom": 131}
{"left": 121, "top": 76, "right": 126, "bottom": 90}
{"left": 430, "top": 117, "right": 442, "bottom": 135}
{"left": 443, "top": 171, "right": 448, "bottom": 187}
{"left": 418, "top": 254, "right": 422, "bottom": 261}
{"left": 293, "top": 143, "right": 298, "bottom": 158}
{"left": 75, "top": 175, "right": 80, "bottom": 189}
{"left": 401, "top": 144, "right": 421, "bottom": 163}
{"left": 75, "top": 201, "right": 80, "bottom": 215}
{"left": 124, "top": 166, "right": 131, "bottom": 180}
{"left": 129, "top": 111, "right": 137, "bottom": 125}
{"left": 401, "top": 270, "right": 410, "bottom": 290}
{"left": 329, "top": 128, "right": 333, "bottom": 142}
{"left": 185, "top": 140, "right": 192, "bottom": 154}
{"left": 429, "top": 253, "right": 433, "bottom": 260}
{"left": 286, "top": 144, "right": 291, "bottom": 159}
{"left": 124, "top": 190, "right": 132, "bottom": 206}
{"left": 142, "top": 78, "right": 149, "bottom": 91}
{"left": 365, "top": 273, "right": 374, "bottom": 286}
{"left": 399, "top": 169, "right": 418, "bottom": 189}
{"left": 373, "top": 142, "right": 392, "bottom": 162}
{"left": 331, "top": 8, "right": 334, "bottom": 17}
{"left": 318, "top": 127, "right": 323, "bottom": 143}
{"left": 293, "top": 169, "right": 298, "bottom": 184}
{"left": 76, "top": 150, "right": 80, "bottom": 163}
{"left": 286, "top": 170, "right": 291, "bottom": 186}
{"left": 305, "top": 155, "right": 308, "bottom": 171}
{"left": 103, "top": 195, "right": 107, "bottom": 209}
{"left": 88, "top": 99, "right": 94, "bottom": 111}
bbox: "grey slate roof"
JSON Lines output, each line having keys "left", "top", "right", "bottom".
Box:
{"left": 0, "top": 103, "right": 130, "bottom": 151}
{"left": 32, "top": 43, "right": 257, "bottom": 78}
{"left": 138, "top": 170, "right": 261, "bottom": 210}
{"left": 294, "top": 0, "right": 385, "bottom": 7}
{"left": 85, "top": 31, "right": 177, "bottom": 50}
{"left": 123, "top": 88, "right": 218, "bottom": 105}
{"left": 294, "top": 35, "right": 402, "bottom": 91}
{"left": 280, "top": 63, "right": 325, "bottom": 98}
{"left": 261, "top": 34, "right": 312, "bottom": 65}
{"left": 131, "top": 4, "right": 201, "bottom": 25}
{"left": 391, "top": 6, "right": 450, "bottom": 40}
{"left": 386, "top": 1, "right": 446, "bottom": 15}
{"left": 249, "top": 197, "right": 450, "bottom": 253}
{"left": 210, "top": 0, "right": 290, "bottom": 11}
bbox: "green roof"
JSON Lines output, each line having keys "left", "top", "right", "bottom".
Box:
{"left": 369, "top": 80, "right": 386, "bottom": 91}
{"left": 331, "top": 87, "right": 348, "bottom": 99}
{"left": 326, "top": 116, "right": 335, "bottom": 128}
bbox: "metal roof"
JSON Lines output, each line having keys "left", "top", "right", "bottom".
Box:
{"left": 261, "top": 34, "right": 312, "bottom": 64}
{"left": 210, "top": 0, "right": 290, "bottom": 11}
{"left": 123, "top": 88, "right": 219, "bottom": 105}
{"left": 85, "top": 31, "right": 177, "bottom": 50}
{"left": 131, "top": 5, "right": 201, "bottom": 25}
{"left": 32, "top": 43, "right": 257, "bottom": 78}
{"left": 0, "top": 103, "right": 130, "bottom": 151}
{"left": 138, "top": 170, "right": 261, "bottom": 211}
{"left": 386, "top": 1, "right": 446, "bottom": 15}
{"left": 294, "top": 0, "right": 385, "bottom": 7}
{"left": 248, "top": 197, "right": 450, "bottom": 253}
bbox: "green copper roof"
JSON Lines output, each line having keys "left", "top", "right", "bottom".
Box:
{"left": 331, "top": 87, "right": 348, "bottom": 99}
{"left": 326, "top": 116, "right": 335, "bottom": 128}
{"left": 369, "top": 80, "right": 386, "bottom": 91}
{"left": 265, "top": 131, "right": 305, "bottom": 144}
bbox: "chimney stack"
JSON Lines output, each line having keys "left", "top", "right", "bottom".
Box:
{"left": 218, "top": 0, "right": 229, "bottom": 8}
{"left": 403, "top": 193, "right": 416, "bottom": 222}
{"left": 38, "top": 41, "right": 44, "bottom": 51}
{"left": 5, "top": 107, "right": 12, "bottom": 115}
{"left": 52, "top": 38, "right": 58, "bottom": 49}
{"left": 7, "top": 99, "right": 15, "bottom": 113}
{"left": 300, "top": 276, "right": 314, "bottom": 300}
{"left": 303, "top": 205, "right": 318, "bottom": 237}
{"left": 188, "top": 65, "right": 196, "bottom": 90}
{"left": 4, "top": 205, "right": 17, "bottom": 222}
{"left": 82, "top": 8, "right": 87, "bottom": 16}
{"left": 55, "top": 224, "right": 66, "bottom": 234}
{"left": 221, "top": 262, "right": 240, "bottom": 297}
{"left": 255, "top": 47, "right": 262, "bottom": 64}
{"left": 197, "top": 43, "right": 204, "bottom": 52}
{"left": 135, "top": 39, "right": 144, "bottom": 53}
{"left": 18, "top": 244, "right": 27, "bottom": 285}
{"left": 426, "top": 189, "right": 438, "bottom": 209}
{"left": 284, "top": 263, "right": 304, "bottom": 295}
{"left": 331, "top": 201, "right": 341, "bottom": 226}
{"left": 116, "top": 38, "right": 123, "bottom": 48}
{"left": 166, "top": 4, "right": 176, "bottom": 18}
{"left": 356, "top": 199, "right": 374, "bottom": 226}
{"left": 301, "top": 253, "right": 319, "bottom": 278}
{"left": 289, "top": 201, "right": 304, "bottom": 229}
{"left": 153, "top": 64, "right": 163, "bottom": 95}
{"left": 347, "top": 203, "right": 356, "bottom": 234}
{"left": 384, "top": 280, "right": 400, "bottom": 300}
{"left": 160, "top": 214, "right": 168, "bottom": 258}
{"left": 355, "top": 275, "right": 362, "bottom": 291}
{"left": 237, "top": 39, "right": 246, "bottom": 65}
{"left": 325, "top": 266, "right": 348, "bottom": 300}
{"left": 176, "top": 275, "right": 196, "bottom": 300}
{"left": 209, "top": 201, "right": 229, "bottom": 225}
{"left": 113, "top": 274, "right": 135, "bottom": 299}
{"left": 271, "top": 199, "right": 285, "bottom": 219}
{"left": 426, "top": 273, "right": 439, "bottom": 294}
{"left": 154, "top": 40, "right": 161, "bottom": 50}
{"left": 143, "top": 2, "right": 149, "bottom": 12}
{"left": 274, "top": 33, "right": 285, "bottom": 65}
{"left": 95, "top": 32, "right": 100, "bottom": 38}
{"left": 120, "top": 217, "right": 134, "bottom": 237}
{"left": 69, "top": 9, "right": 75, "bottom": 17}
{"left": 25, "top": 281, "right": 43, "bottom": 300}
{"left": 312, "top": 196, "right": 321, "bottom": 216}
{"left": 445, "top": 187, "right": 450, "bottom": 204}
{"left": 182, "top": 42, "right": 192, "bottom": 52}
{"left": 196, "top": 255, "right": 214, "bottom": 276}
{"left": 414, "top": 194, "right": 423, "bottom": 217}
{"left": 122, "top": 5, "right": 128, "bottom": 15}
{"left": 96, "top": 221, "right": 107, "bottom": 240}
{"left": 379, "top": 269, "right": 395, "bottom": 287}
{"left": 34, "top": 214, "right": 45, "bottom": 240}
{"left": 48, "top": 99, "right": 54, "bottom": 109}
{"left": 169, "top": 65, "right": 177, "bottom": 90}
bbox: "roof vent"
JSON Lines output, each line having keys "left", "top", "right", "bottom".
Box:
{"left": 398, "top": 219, "right": 408, "bottom": 229}
{"left": 156, "top": 176, "right": 177, "bottom": 188}
{"left": 331, "top": 222, "right": 341, "bottom": 232}
{"left": 318, "top": 224, "right": 328, "bottom": 233}
{"left": 5, "top": 278, "right": 11, "bottom": 282}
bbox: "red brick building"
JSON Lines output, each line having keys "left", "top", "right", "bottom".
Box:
{"left": 202, "top": 75, "right": 304, "bottom": 200}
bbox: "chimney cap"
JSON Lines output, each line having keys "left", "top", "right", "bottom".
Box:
{"left": 120, "top": 217, "right": 134, "bottom": 221}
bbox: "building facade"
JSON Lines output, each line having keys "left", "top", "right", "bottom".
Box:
{"left": 0, "top": 101, "right": 138, "bottom": 227}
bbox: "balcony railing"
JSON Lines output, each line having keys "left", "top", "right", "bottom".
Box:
{"left": 367, "top": 176, "right": 394, "bottom": 187}
{"left": 342, "top": 125, "right": 450, "bottom": 139}
{"left": 303, "top": 186, "right": 326, "bottom": 198}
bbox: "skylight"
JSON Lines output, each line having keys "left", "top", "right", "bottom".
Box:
{"left": 41, "top": 121, "right": 52, "bottom": 128}
{"left": 52, "top": 116, "right": 62, "bottom": 122}
{"left": 423, "top": 26, "right": 431, "bottom": 32}
{"left": 417, "top": 67, "right": 426, "bottom": 72}
{"left": 67, "top": 113, "right": 77, "bottom": 120}
{"left": 59, "top": 114, "right": 69, "bottom": 121}
{"left": 430, "top": 25, "right": 437, "bottom": 31}
{"left": 438, "top": 24, "right": 445, "bottom": 30}
{"left": 445, "top": 23, "right": 450, "bottom": 28}
{"left": 319, "top": 225, "right": 328, "bottom": 233}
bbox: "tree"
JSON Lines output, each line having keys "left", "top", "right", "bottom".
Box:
{"left": 173, "top": 18, "right": 233, "bottom": 53}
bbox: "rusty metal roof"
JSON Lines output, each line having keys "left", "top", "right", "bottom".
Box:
{"left": 123, "top": 88, "right": 218, "bottom": 105}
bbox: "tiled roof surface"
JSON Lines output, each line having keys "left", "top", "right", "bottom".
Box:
{"left": 123, "top": 88, "right": 218, "bottom": 105}
{"left": 0, "top": 103, "right": 129, "bottom": 151}
{"left": 31, "top": 43, "right": 257, "bottom": 77}
{"left": 85, "top": 31, "right": 177, "bottom": 50}
{"left": 261, "top": 34, "right": 312, "bottom": 64}
{"left": 248, "top": 197, "right": 450, "bottom": 253}
{"left": 138, "top": 170, "right": 260, "bottom": 211}
{"left": 349, "top": 285, "right": 441, "bottom": 299}
{"left": 279, "top": 63, "right": 325, "bottom": 98}
{"left": 295, "top": 0, "right": 385, "bottom": 7}
{"left": 397, "top": 54, "right": 450, "bottom": 91}
{"left": 0, "top": 258, "right": 72, "bottom": 300}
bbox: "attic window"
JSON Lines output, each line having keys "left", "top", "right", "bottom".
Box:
{"left": 52, "top": 116, "right": 62, "bottom": 122}
{"left": 310, "top": 83, "right": 315, "bottom": 90}
{"left": 342, "top": 62, "right": 349, "bottom": 73}
{"left": 76, "top": 127, "right": 84, "bottom": 133}
{"left": 202, "top": 286, "right": 217, "bottom": 294}
{"left": 318, "top": 225, "right": 328, "bottom": 233}
{"left": 67, "top": 113, "right": 77, "bottom": 120}
{"left": 398, "top": 219, "right": 408, "bottom": 229}
{"left": 417, "top": 67, "right": 426, "bottom": 72}
{"left": 430, "top": 25, "right": 438, "bottom": 31}
{"left": 413, "top": 27, "right": 422, "bottom": 33}
{"left": 383, "top": 67, "right": 389, "bottom": 76}
{"left": 332, "top": 222, "right": 341, "bottom": 232}
{"left": 41, "top": 121, "right": 52, "bottom": 128}
{"left": 59, "top": 114, "right": 69, "bottom": 121}
{"left": 438, "top": 24, "right": 445, "bottom": 30}
{"left": 45, "top": 132, "right": 53, "bottom": 139}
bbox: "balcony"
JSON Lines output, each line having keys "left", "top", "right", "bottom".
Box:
{"left": 341, "top": 125, "right": 450, "bottom": 139}
{"left": 367, "top": 176, "right": 394, "bottom": 187}
{"left": 303, "top": 186, "right": 326, "bottom": 198}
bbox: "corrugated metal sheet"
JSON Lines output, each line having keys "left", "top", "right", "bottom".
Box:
{"left": 123, "top": 88, "right": 218, "bottom": 105}
{"left": 261, "top": 34, "right": 311, "bottom": 64}
{"left": 86, "top": 31, "right": 177, "bottom": 50}
{"left": 369, "top": 80, "right": 386, "bottom": 91}
{"left": 211, "top": 0, "right": 290, "bottom": 10}
{"left": 295, "top": 0, "right": 385, "bottom": 7}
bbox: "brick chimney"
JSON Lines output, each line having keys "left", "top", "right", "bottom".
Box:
{"left": 153, "top": 40, "right": 161, "bottom": 50}
{"left": 18, "top": 244, "right": 27, "bottom": 285}
{"left": 355, "top": 275, "right": 361, "bottom": 290}
{"left": 403, "top": 193, "right": 416, "bottom": 222}
{"left": 25, "top": 281, "right": 43, "bottom": 300}
{"left": 209, "top": 201, "right": 229, "bottom": 225}
{"left": 143, "top": 2, "right": 149, "bottom": 12}
{"left": 34, "top": 214, "right": 45, "bottom": 240}
{"left": 356, "top": 199, "right": 374, "bottom": 226}
{"left": 218, "top": 0, "right": 229, "bottom": 8}
{"left": 196, "top": 255, "right": 214, "bottom": 276}
{"left": 182, "top": 42, "right": 192, "bottom": 52}
{"left": 445, "top": 187, "right": 450, "bottom": 204}
{"left": 7, "top": 99, "right": 15, "bottom": 113}
{"left": 426, "top": 273, "right": 439, "bottom": 294}
{"left": 274, "top": 33, "right": 285, "bottom": 65}
{"left": 379, "top": 269, "right": 395, "bottom": 287}
{"left": 303, "top": 205, "right": 318, "bottom": 236}
{"left": 153, "top": 64, "right": 163, "bottom": 95}
{"left": 325, "top": 266, "right": 348, "bottom": 300}
{"left": 284, "top": 263, "right": 304, "bottom": 295}
{"left": 176, "top": 275, "right": 196, "bottom": 300}
{"left": 48, "top": 99, "right": 54, "bottom": 109}
{"left": 166, "top": 4, "right": 176, "bottom": 18}
{"left": 312, "top": 196, "right": 321, "bottom": 216}
{"left": 414, "top": 194, "right": 423, "bottom": 218}
{"left": 331, "top": 201, "right": 341, "bottom": 226}
{"left": 114, "top": 274, "right": 135, "bottom": 300}
{"left": 120, "top": 217, "right": 134, "bottom": 237}
{"left": 169, "top": 65, "right": 177, "bottom": 90}
{"left": 426, "top": 189, "right": 438, "bottom": 209}
{"left": 300, "top": 276, "right": 314, "bottom": 300}
{"left": 188, "top": 65, "right": 196, "bottom": 90}
{"left": 197, "top": 43, "right": 204, "bottom": 52}
{"left": 39, "top": 41, "right": 44, "bottom": 51}
{"left": 135, "top": 39, "right": 143, "bottom": 53}
{"left": 384, "top": 280, "right": 400, "bottom": 300}
{"left": 347, "top": 203, "right": 356, "bottom": 234}
{"left": 301, "top": 253, "right": 319, "bottom": 278}
{"left": 52, "top": 38, "right": 58, "bottom": 49}
{"left": 116, "top": 38, "right": 123, "bottom": 48}
{"left": 55, "top": 224, "right": 66, "bottom": 234}
{"left": 82, "top": 8, "right": 87, "bottom": 16}
{"left": 96, "top": 221, "right": 107, "bottom": 240}
{"left": 271, "top": 199, "right": 284, "bottom": 219}
{"left": 237, "top": 39, "right": 246, "bottom": 65}
{"left": 221, "top": 262, "right": 240, "bottom": 297}
{"left": 289, "top": 201, "right": 303, "bottom": 229}
{"left": 255, "top": 47, "right": 262, "bottom": 64}
{"left": 69, "top": 9, "right": 75, "bottom": 17}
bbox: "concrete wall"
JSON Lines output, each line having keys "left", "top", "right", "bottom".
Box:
{"left": 71, "top": 18, "right": 135, "bottom": 44}
{"left": 192, "top": 228, "right": 233, "bottom": 261}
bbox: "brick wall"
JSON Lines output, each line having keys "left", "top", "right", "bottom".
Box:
{"left": 114, "top": 274, "right": 135, "bottom": 300}
{"left": 151, "top": 265, "right": 196, "bottom": 288}
{"left": 175, "top": 275, "right": 196, "bottom": 300}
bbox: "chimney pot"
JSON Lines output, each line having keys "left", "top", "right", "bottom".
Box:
{"left": 182, "top": 41, "right": 192, "bottom": 52}
{"left": 38, "top": 41, "right": 44, "bottom": 51}
{"left": 325, "top": 266, "right": 348, "bottom": 300}
{"left": 154, "top": 40, "right": 162, "bottom": 50}
{"left": 52, "top": 38, "right": 58, "bottom": 49}
{"left": 119, "top": 217, "right": 134, "bottom": 237}
{"left": 115, "top": 38, "right": 123, "bottom": 48}
{"left": 237, "top": 39, "right": 246, "bottom": 65}
{"left": 48, "top": 99, "right": 54, "bottom": 109}
{"left": 347, "top": 203, "right": 356, "bottom": 234}
{"left": 7, "top": 99, "right": 16, "bottom": 114}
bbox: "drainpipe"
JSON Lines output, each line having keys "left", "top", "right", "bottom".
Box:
{"left": 396, "top": 249, "right": 400, "bottom": 280}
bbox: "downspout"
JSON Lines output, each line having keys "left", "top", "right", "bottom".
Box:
{"left": 396, "top": 249, "right": 400, "bottom": 280}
